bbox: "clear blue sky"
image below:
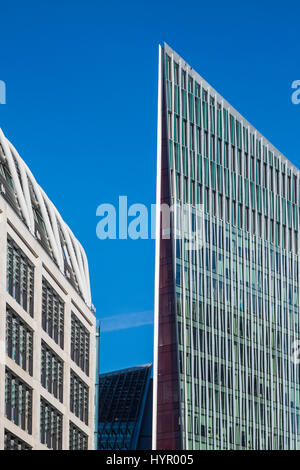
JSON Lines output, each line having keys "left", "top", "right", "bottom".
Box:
{"left": 0, "top": 0, "right": 299, "bottom": 373}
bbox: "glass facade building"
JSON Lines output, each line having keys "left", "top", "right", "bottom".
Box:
{"left": 98, "top": 364, "right": 153, "bottom": 450}
{"left": 153, "top": 43, "right": 300, "bottom": 450}
{"left": 0, "top": 128, "right": 96, "bottom": 450}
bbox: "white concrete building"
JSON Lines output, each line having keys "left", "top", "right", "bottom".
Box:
{"left": 0, "top": 128, "right": 96, "bottom": 450}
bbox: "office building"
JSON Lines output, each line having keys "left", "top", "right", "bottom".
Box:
{"left": 98, "top": 364, "right": 152, "bottom": 450}
{"left": 153, "top": 43, "right": 300, "bottom": 449}
{"left": 0, "top": 128, "right": 96, "bottom": 450}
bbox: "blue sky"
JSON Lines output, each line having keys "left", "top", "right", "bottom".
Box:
{"left": 0, "top": 0, "right": 299, "bottom": 373}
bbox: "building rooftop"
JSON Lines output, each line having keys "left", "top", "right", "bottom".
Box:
{"left": 164, "top": 42, "right": 300, "bottom": 176}
{"left": 0, "top": 128, "right": 91, "bottom": 306}
{"left": 98, "top": 364, "right": 153, "bottom": 450}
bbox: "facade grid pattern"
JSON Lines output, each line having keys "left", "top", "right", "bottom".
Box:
{"left": 0, "top": 128, "right": 96, "bottom": 450}
{"left": 154, "top": 43, "right": 300, "bottom": 450}
{"left": 98, "top": 365, "right": 152, "bottom": 450}
{"left": 4, "top": 430, "right": 32, "bottom": 450}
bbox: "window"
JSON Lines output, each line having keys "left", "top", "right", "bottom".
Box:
{"left": 276, "top": 169, "right": 279, "bottom": 194}
{"left": 41, "top": 342, "right": 64, "bottom": 402}
{"left": 182, "top": 70, "right": 186, "bottom": 89}
{"left": 7, "top": 237, "right": 34, "bottom": 316}
{"left": 175, "top": 115, "right": 180, "bottom": 143}
{"left": 251, "top": 157, "right": 255, "bottom": 182}
{"left": 289, "top": 228, "right": 292, "bottom": 251}
{"left": 238, "top": 204, "right": 243, "bottom": 228}
{"left": 256, "top": 160, "right": 261, "bottom": 185}
{"left": 4, "top": 430, "right": 32, "bottom": 450}
{"left": 40, "top": 398, "right": 63, "bottom": 450}
{"left": 197, "top": 127, "right": 201, "bottom": 154}
{"left": 232, "top": 201, "right": 236, "bottom": 226}
{"left": 225, "top": 143, "right": 229, "bottom": 168}
{"left": 218, "top": 194, "right": 223, "bottom": 219}
{"left": 282, "top": 172, "right": 285, "bottom": 197}
{"left": 191, "top": 180, "right": 195, "bottom": 206}
{"left": 42, "top": 278, "right": 64, "bottom": 349}
{"left": 184, "top": 177, "right": 188, "bottom": 203}
{"left": 264, "top": 217, "right": 268, "bottom": 239}
{"left": 218, "top": 139, "right": 222, "bottom": 165}
{"left": 271, "top": 220, "right": 274, "bottom": 243}
{"left": 231, "top": 146, "right": 236, "bottom": 172}
{"left": 205, "top": 188, "right": 210, "bottom": 213}
{"left": 71, "top": 313, "right": 90, "bottom": 375}
{"left": 270, "top": 167, "right": 273, "bottom": 191}
{"left": 212, "top": 135, "right": 216, "bottom": 161}
{"left": 167, "top": 112, "right": 172, "bottom": 139}
{"left": 258, "top": 214, "right": 262, "bottom": 238}
{"left": 252, "top": 210, "right": 256, "bottom": 234}
{"left": 166, "top": 54, "right": 171, "bottom": 80}
{"left": 226, "top": 197, "right": 230, "bottom": 223}
{"left": 70, "top": 371, "right": 89, "bottom": 425}
{"left": 5, "top": 368, "right": 32, "bottom": 434}
{"left": 0, "top": 156, "right": 14, "bottom": 188}
{"left": 176, "top": 172, "right": 181, "bottom": 200}
{"left": 263, "top": 163, "right": 267, "bottom": 188}
{"left": 204, "top": 132, "right": 208, "bottom": 157}
{"left": 69, "top": 422, "right": 88, "bottom": 450}
{"left": 6, "top": 306, "right": 33, "bottom": 375}
{"left": 283, "top": 226, "right": 286, "bottom": 248}
{"left": 212, "top": 191, "right": 217, "bottom": 217}
{"left": 188, "top": 75, "right": 193, "bottom": 93}
{"left": 287, "top": 175, "right": 291, "bottom": 200}
{"left": 174, "top": 62, "right": 179, "bottom": 85}
{"left": 246, "top": 208, "right": 249, "bottom": 232}
{"left": 190, "top": 123, "right": 194, "bottom": 150}
{"left": 183, "top": 119, "right": 187, "bottom": 146}
{"left": 238, "top": 150, "right": 242, "bottom": 175}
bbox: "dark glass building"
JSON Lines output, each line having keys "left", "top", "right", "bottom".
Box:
{"left": 98, "top": 364, "right": 153, "bottom": 450}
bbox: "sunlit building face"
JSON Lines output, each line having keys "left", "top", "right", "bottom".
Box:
{"left": 0, "top": 129, "right": 96, "bottom": 450}
{"left": 153, "top": 43, "right": 300, "bottom": 450}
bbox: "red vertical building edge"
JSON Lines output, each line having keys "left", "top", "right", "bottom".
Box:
{"left": 156, "top": 56, "right": 182, "bottom": 450}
